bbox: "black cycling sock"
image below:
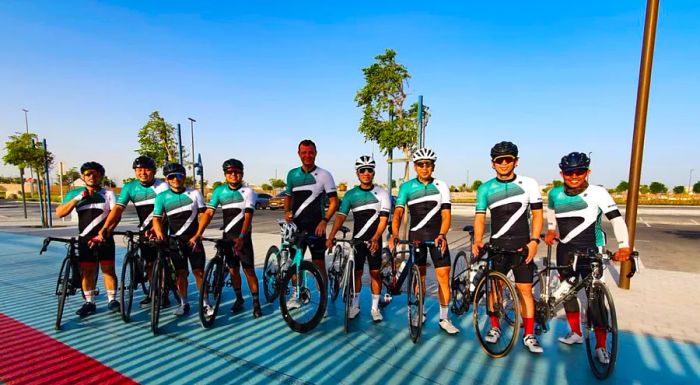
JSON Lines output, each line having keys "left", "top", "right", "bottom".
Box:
{"left": 252, "top": 292, "right": 259, "bottom": 302}
{"left": 234, "top": 288, "right": 243, "bottom": 300}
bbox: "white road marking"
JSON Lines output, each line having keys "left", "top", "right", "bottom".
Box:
{"left": 638, "top": 217, "right": 651, "bottom": 228}
{"left": 690, "top": 219, "right": 698, "bottom": 225}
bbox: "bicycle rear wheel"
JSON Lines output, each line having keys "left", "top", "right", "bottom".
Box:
{"left": 584, "top": 282, "right": 618, "bottom": 379}
{"left": 199, "top": 257, "right": 224, "bottom": 328}
{"left": 263, "top": 246, "right": 281, "bottom": 303}
{"left": 279, "top": 260, "right": 327, "bottom": 333}
{"left": 150, "top": 258, "right": 163, "bottom": 335}
{"left": 328, "top": 244, "right": 345, "bottom": 302}
{"left": 120, "top": 252, "right": 136, "bottom": 323}
{"left": 407, "top": 264, "right": 424, "bottom": 343}
{"left": 450, "top": 250, "right": 470, "bottom": 315}
{"left": 55, "top": 256, "right": 72, "bottom": 330}
{"left": 343, "top": 259, "right": 355, "bottom": 333}
{"left": 473, "top": 271, "right": 520, "bottom": 358}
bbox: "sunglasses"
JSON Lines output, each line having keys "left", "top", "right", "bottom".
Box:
{"left": 82, "top": 171, "right": 101, "bottom": 177}
{"left": 166, "top": 173, "right": 185, "bottom": 180}
{"left": 358, "top": 168, "right": 375, "bottom": 174}
{"left": 224, "top": 168, "right": 243, "bottom": 175}
{"left": 492, "top": 156, "right": 516, "bottom": 165}
{"left": 414, "top": 161, "right": 433, "bottom": 168}
{"left": 563, "top": 168, "right": 588, "bottom": 177}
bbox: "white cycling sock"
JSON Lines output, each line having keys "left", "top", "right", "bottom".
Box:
{"left": 85, "top": 292, "right": 94, "bottom": 303}
{"left": 107, "top": 290, "right": 116, "bottom": 302}
{"left": 352, "top": 295, "right": 359, "bottom": 308}
{"left": 371, "top": 294, "right": 380, "bottom": 310}
{"left": 439, "top": 305, "right": 448, "bottom": 320}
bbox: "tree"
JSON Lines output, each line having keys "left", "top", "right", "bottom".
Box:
{"left": 122, "top": 177, "right": 137, "bottom": 185}
{"left": 471, "top": 180, "right": 483, "bottom": 192}
{"left": 136, "top": 111, "right": 187, "bottom": 169}
{"left": 615, "top": 180, "right": 629, "bottom": 193}
{"left": 103, "top": 176, "right": 117, "bottom": 188}
{"left": 355, "top": 49, "right": 429, "bottom": 181}
{"left": 270, "top": 178, "right": 286, "bottom": 189}
{"left": 673, "top": 185, "right": 686, "bottom": 194}
{"left": 211, "top": 181, "right": 224, "bottom": 190}
{"left": 694, "top": 181, "right": 700, "bottom": 194}
{"left": 57, "top": 167, "right": 81, "bottom": 187}
{"left": 261, "top": 183, "right": 273, "bottom": 191}
{"left": 553, "top": 180, "right": 564, "bottom": 188}
{"left": 337, "top": 182, "right": 348, "bottom": 192}
{"left": 640, "top": 184, "right": 650, "bottom": 194}
{"left": 449, "top": 185, "right": 458, "bottom": 193}
{"left": 3, "top": 132, "right": 55, "bottom": 218}
{"left": 458, "top": 183, "right": 469, "bottom": 192}
{"left": 649, "top": 181, "right": 667, "bottom": 194}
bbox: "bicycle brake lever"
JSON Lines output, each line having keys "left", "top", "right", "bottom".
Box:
{"left": 40, "top": 238, "right": 51, "bottom": 255}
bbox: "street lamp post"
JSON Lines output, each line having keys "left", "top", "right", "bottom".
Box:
{"left": 690, "top": 169, "right": 695, "bottom": 195}
{"left": 22, "top": 109, "right": 35, "bottom": 197}
{"left": 188, "top": 117, "right": 196, "bottom": 187}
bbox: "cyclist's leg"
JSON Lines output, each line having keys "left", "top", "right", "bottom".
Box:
{"left": 414, "top": 244, "right": 429, "bottom": 294}
{"left": 98, "top": 238, "right": 118, "bottom": 308}
{"left": 308, "top": 236, "right": 328, "bottom": 283}
{"left": 225, "top": 241, "right": 244, "bottom": 303}
{"left": 189, "top": 240, "right": 206, "bottom": 292}
{"left": 367, "top": 243, "right": 383, "bottom": 311}
{"left": 557, "top": 244, "right": 583, "bottom": 337}
{"left": 431, "top": 244, "right": 458, "bottom": 333}
{"left": 513, "top": 262, "right": 536, "bottom": 337}
{"left": 77, "top": 240, "right": 98, "bottom": 315}
{"left": 239, "top": 236, "right": 261, "bottom": 316}
{"left": 170, "top": 242, "right": 190, "bottom": 307}
{"left": 489, "top": 252, "right": 511, "bottom": 330}
{"left": 352, "top": 243, "right": 370, "bottom": 311}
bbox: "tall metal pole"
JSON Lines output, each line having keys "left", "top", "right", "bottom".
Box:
{"left": 23, "top": 109, "right": 35, "bottom": 197}
{"left": 59, "top": 161, "right": 65, "bottom": 221}
{"left": 689, "top": 169, "right": 694, "bottom": 195}
{"left": 417, "top": 95, "right": 424, "bottom": 148}
{"left": 43, "top": 139, "right": 52, "bottom": 228}
{"left": 33, "top": 139, "right": 46, "bottom": 227}
{"left": 188, "top": 117, "right": 197, "bottom": 187}
{"left": 19, "top": 168, "right": 27, "bottom": 218}
{"left": 620, "top": 0, "right": 659, "bottom": 289}
{"left": 197, "top": 153, "right": 204, "bottom": 196}
{"left": 177, "top": 123, "right": 184, "bottom": 165}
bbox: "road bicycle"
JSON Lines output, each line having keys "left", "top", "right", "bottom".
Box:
{"left": 113, "top": 230, "right": 151, "bottom": 323}
{"left": 149, "top": 236, "right": 183, "bottom": 335}
{"left": 327, "top": 226, "right": 351, "bottom": 303}
{"left": 198, "top": 236, "right": 234, "bottom": 328}
{"left": 533, "top": 242, "right": 638, "bottom": 379}
{"left": 328, "top": 233, "right": 368, "bottom": 333}
{"left": 262, "top": 221, "right": 327, "bottom": 333}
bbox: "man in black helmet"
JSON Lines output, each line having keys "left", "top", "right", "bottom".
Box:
{"left": 99, "top": 155, "right": 169, "bottom": 307}
{"left": 544, "top": 151, "right": 631, "bottom": 365}
{"left": 192, "top": 158, "right": 262, "bottom": 318}
{"left": 56, "top": 161, "right": 119, "bottom": 318}
{"left": 152, "top": 163, "right": 207, "bottom": 317}
{"left": 472, "top": 141, "right": 545, "bottom": 354}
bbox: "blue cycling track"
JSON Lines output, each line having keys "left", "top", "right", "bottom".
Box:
{"left": 0, "top": 232, "right": 698, "bottom": 385}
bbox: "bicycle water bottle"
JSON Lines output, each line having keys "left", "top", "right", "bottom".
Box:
{"left": 396, "top": 260, "right": 407, "bottom": 279}
{"left": 552, "top": 276, "right": 575, "bottom": 300}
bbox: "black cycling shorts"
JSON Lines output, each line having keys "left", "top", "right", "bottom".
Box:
{"left": 490, "top": 238, "right": 534, "bottom": 284}
{"left": 353, "top": 241, "right": 382, "bottom": 272}
{"left": 78, "top": 237, "right": 116, "bottom": 265}
{"left": 295, "top": 235, "right": 327, "bottom": 261}
{"left": 556, "top": 242, "right": 594, "bottom": 281}
{"left": 223, "top": 235, "right": 255, "bottom": 269}
{"left": 414, "top": 243, "right": 451, "bottom": 269}
{"left": 170, "top": 239, "right": 205, "bottom": 271}
{"left": 139, "top": 242, "right": 158, "bottom": 262}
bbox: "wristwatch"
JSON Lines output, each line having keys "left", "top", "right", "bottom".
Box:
{"left": 530, "top": 238, "right": 541, "bottom": 244}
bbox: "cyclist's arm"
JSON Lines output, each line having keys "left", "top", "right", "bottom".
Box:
{"left": 152, "top": 216, "right": 165, "bottom": 240}
{"left": 240, "top": 210, "right": 253, "bottom": 237}
{"left": 193, "top": 208, "right": 215, "bottom": 239}
{"left": 325, "top": 195, "right": 339, "bottom": 222}
{"left": 472, "top": 213, "right": 486, "bottom": 255}
{"left": 284, "top": 195, "right": 294, "bottom": 222}
{"left": 530, "top": 208, "right": 543, "bottom": 242}
{"left": 56, "top": 200, "right": 78, "bottom": 218}
{"left": 389, "top": 206, "right": 404, "bottom": 244}
{"left": 101, "top": 205, "right": 125, "bottom": 235}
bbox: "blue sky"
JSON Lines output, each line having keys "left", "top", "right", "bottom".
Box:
{"left": 1, "top": 1, "right": 698, "bottom": 189}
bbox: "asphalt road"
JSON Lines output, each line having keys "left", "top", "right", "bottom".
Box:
{"left": 2, "top": 200, "right": 699, "bottom": 272}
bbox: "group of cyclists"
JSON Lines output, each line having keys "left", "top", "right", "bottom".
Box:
{"left": 54, "top": 138, "right": 631, "bottom": 363}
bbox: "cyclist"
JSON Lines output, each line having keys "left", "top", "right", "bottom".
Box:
{"left": 152, "top": 163, "right": 207, "bottom": 317}
{"left": 388, "top": 148, "right": 459, "bottom": 335}
{"left": 193, "top": 158, "right": 262, "bottom": 318}
{"left": 544, "top": 152, "right": 631, "bottom": 364}
{"left": 55, "top": 161, "right": 118, "bottom": 317}
{"left": 325, "top": 155, "right": 390, "bottom": 323}
{"left": 98, "top": 155, "right": 169, "bottom": 307}
{"left": 284, "top": 139, "right": 339, "bottom": 309}
{"left": 472, "top": 141, "right": 544, "bottom": 353}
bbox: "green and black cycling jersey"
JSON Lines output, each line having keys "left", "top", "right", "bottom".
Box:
{"left": 285, "top": 166, "right": 337, "bottom": 232}
{"left": 338, "top": 185, "right": 391, "bottom": 241}
{"left": 63, "top": 187, "right": 117, "bottom": 239}
{"left": 475, "top": 174, "right": 543, "bottom": 246}
{"left": 207, "top": 184, "right": 256, "bottom": 237}
{"left": 116, "top": 179, "right": 168, "bottom": 230}
{"left": 153, "top": 188, "right": 205, "bottom": 238}
{"left": 547, "top": 184, "right": 628, "bottom": 249}
{"left": 395, "top": 178, "right": 451, "bottom": 240}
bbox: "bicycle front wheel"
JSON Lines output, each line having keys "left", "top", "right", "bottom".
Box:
{"left": 450, "top": 250, "right": 470, "bottom": 315}
{"left": 279, "top": 260, "right": 327, "bottom": 333}
{"left": 584, "top": 282, "right": 618, "bottom": 379}
{"left": 120, "top": 252, "right": 136, "bottom": 323}
{"left": 329, "top": 244, "right": 345, "bottom": 302}
{"left": 407, "top": 264, "right": 424, "bottom": 343}
{"left": 199, "top": 257, "right": 224, "bottom": 328}
{"left": 150, "top": 258, "right": 163, "bottom": 335}
{"left": 55, "top": 256, "right": 72, "bottom": 330}
{"left": 263, "top": 246, "right": 281, "bottom": 303}
{"left": 473, "top": 271, "right": 520, "bottom": 358}
{"left": 343, "top": 259, "right": 355, "bottom": 333}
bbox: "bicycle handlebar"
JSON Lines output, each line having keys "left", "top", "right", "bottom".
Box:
{"left": 39, "top": 237, "right": 78, "bottom": 255}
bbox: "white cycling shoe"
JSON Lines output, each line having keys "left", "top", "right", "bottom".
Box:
{"left": 523, "top": 334, "right": 544, "bottom": 354}
{"left": 485, "top": 327, "right": 501, "bottom": 343}
{"left": 558, "top": 331, "right": 583, "bottom": 345}
{"left": 596, "top": 347, "right": 611, "bottom": 364}
{"left": 439, "top": 319, "right": 460, "bottom": 335}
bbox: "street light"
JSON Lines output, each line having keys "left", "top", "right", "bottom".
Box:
{"left": 188, "top": 117, "right": 196, "bottom": 186}
{"left": 690, "top": 169, "right": 695, "bottom": 195}
{"left": 22, "top": 109, "right": 29, "bottom": 133}
{"left": 22, "top": 108, "right": 35, "bottom": 198}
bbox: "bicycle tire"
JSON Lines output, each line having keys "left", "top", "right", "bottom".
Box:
{"left": 263, "top": 245, "right": 281, "bottom": 303}
{"left": 136, "top": 254, "right": 150, "bottom": 297}
{"left": 343, "top": 259, "right": 354, "bottom": 333}
{"left": 55, "top": 256, "right": 72, "bottom": 330}
{"left": 450, "top": 250, "right": 470, "bottom": 315}
{"left": 120, "top": 251, "right": 136, "bottom": 323}
{"left": 329, "top": 244, "right": 345, "bottom": 302}
{"left": 199, "top": 257, "right": 224, "bottom": 328}
{"left": 279, "top": 260, "right": 327, "bottom": 333}
{"left": 150, "top": 258, "right": 163, "bottom": 335}
{"left": 407, "top": 264, "right": 424, "bottom": 343}
{"left": 473, "top": 271, "right": 521, "bottom": 358}
{"left": 584, "top": 281, "right": 618, "bottom": 379}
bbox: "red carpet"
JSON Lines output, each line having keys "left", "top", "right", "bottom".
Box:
{"left": 0, "top": 313, "right": 138, "bottom": 385}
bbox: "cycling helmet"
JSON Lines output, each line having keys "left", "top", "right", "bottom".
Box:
{"left": 80, "top": 161, "right": 105, "bottom": 175}
{"left": 222, "top": 158, "right": 244, "bottom": 171}
{"left": 163, "top": 162, "right": 186, "bottom": 177}
{"left": 490, "top": 141, "right": 518, "bottom": 160}
{"left": 412, "top": 148, "right": 437, "bottom": 163}
{"left": 132, "top": 156, "right": 156, "bottom": 170}
{"left": 280, "top": 221, "right": 298, "bottom": 242}
{"left": 559, "top": 152, "right": 591, "bottom": 172}
{"left": 354, "top": 155, "right": 376, "bottom": 170}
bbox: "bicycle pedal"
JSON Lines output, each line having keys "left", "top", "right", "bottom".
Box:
{"left": 225, "top": 280, "right": 232, "bottom": 287}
